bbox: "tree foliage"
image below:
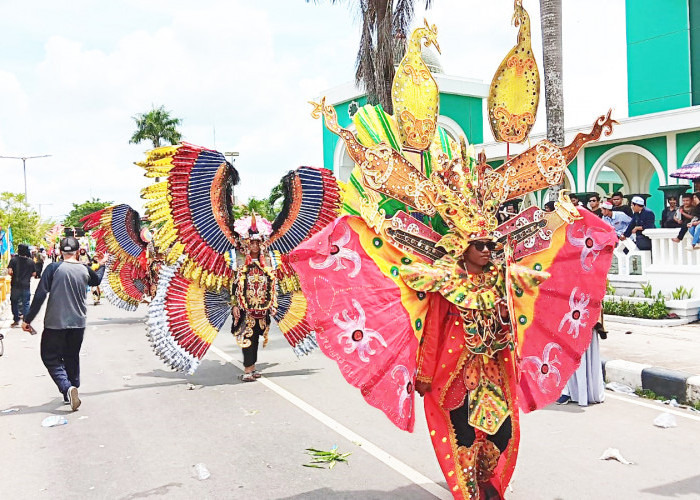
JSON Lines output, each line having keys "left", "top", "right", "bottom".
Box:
{"left": 231, "top": 179, "right": 285, "bottom": 222}
{"left": 0, "top": 192, "right": 52, "bottom": 246}
{"left": 64, "top": 198, "right": 113, "bottom": 228}
{"left": 129, "top": 105, "right": 183, "bottom": 148}
{"left": 307, "top": 0, "right": 434, "bottom": 113}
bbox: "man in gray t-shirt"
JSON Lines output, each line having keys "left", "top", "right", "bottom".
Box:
{"left": 23, "top": 236, "right": 106, "bottom": 411}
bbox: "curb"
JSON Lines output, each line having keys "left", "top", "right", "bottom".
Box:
{"left": 602, "top": 358, "right": 699, "bottom": 404}
{"left": 604, "top": 315, "right": 695, "bottom": 327}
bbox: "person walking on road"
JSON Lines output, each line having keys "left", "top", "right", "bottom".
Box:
{"left": 22, "top": 236, "right": 107, "bottom": 411}
{"left": 231, "top": 214, "right": 275, "bottom": 383}
{"left": 34, "top": 247, "right": 46, "bottom": 279}
{"left": 7, "top": 244, "right": 36, "bottom": 328}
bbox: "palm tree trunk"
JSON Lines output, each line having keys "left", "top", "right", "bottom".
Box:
{"left": 540, "top": 0, "right": 565, "bottom": 200}
{"left": 375, "top": 0, "right": 394, "bottom": 114}
{"left": 539, "top": 0, "right": 564, "bottom": 147}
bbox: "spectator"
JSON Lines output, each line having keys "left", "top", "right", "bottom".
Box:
{"left": 7, "top": 244, "right": 36, "bottom": 328}
{"left": 601, "top": 201, "right": 631, "bottom": 237}
{"left": 78, "top": 248, "right": 91, "bottom": 265}
{"left": 686, "top": 192, "right": 700, "bottom": 249}
{"left": 22, "top": 237, "right": 107, "bottom": 411}
{"left": 569, "top": 194, "right": 580, "bottom": 206}
{"left": 661, "top": 196, "right": 681, "bottom": 228}
{"left": 557, "top": 322, "right": 606, "bottom": 407}
{"left": 672, "top": 193, "right": 697, "bottom": 242}
{"left": 621, "top": 196, "right": 656, "bottom": 250}
{"left": 34, "top": 248, "right": 46, "bottom": 279}
{"left": 610, "top": 191, "right": 633, "bottom": 217}
{"left": 588, "top": 194, "right": 602, "bottom": 217}
{"left": 543, "top": 201, "right": 556, "bottom": 213}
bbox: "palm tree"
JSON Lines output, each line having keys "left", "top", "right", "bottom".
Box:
{"left": 540, "top": 0, "right": 564, "bottom": 200}
{"left": 129, "top": 105, "right": 183, "bottom": 148}
{"left": 307, "top": 0, "right": 434, "bottom": 114}
{"left": 539, "top": 0, "right": 564, "bottom": 147}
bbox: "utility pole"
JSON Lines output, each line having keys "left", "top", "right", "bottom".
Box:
{"left": 36, "top": 203, "right": 54, "bottom": 221}
{"left": 0, "top": 155, "right": 52, "bottom": 203}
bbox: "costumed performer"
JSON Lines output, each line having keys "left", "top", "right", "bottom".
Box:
{"left": 291, "top": 14, "right": 618, "bottom": 500}
{"left": 231, "top": 214, "right": 276, "bottom": 382}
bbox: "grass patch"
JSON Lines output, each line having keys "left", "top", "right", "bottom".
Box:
{"left": 634, "top": 388, "right": 700, "bottom": 411}
{"left": 603, "top": 296, "right": 668, "bottom": 319}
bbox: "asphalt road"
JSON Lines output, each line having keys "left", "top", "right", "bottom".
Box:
{"left": 1, "top": 300, "right": 699, "bottom": 499}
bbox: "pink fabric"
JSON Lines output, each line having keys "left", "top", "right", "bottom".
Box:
{"left": 517, "top": 209, "right": 617, "bottom": 412}
{"left": 290, "top": 216, "right": 418, "bottom": 431}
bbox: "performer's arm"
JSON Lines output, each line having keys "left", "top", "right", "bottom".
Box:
{"left": 24, "top": 263, "right": 58, "bottom": 325}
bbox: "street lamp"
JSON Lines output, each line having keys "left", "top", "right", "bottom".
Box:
{"left": 0, "top": 155, "right": 52, "bottom": 203}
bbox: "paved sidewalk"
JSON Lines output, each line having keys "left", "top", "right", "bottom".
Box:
{"left": 599, "top": 320, "right": 700, "bottom": 375}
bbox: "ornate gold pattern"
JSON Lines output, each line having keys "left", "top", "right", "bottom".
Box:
{"left": 392, "top": 19, "right": 440, "bottom": 151}
{"left": 534, "top": 141, "right": 566, "bottom": 185}
{"left": 493, "top": 107, "right": 535, "bottom": 143}
{"left": 487, "top": 0, "right": 540, "bottom": 144}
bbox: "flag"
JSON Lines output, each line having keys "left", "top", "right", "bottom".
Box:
{"left": 0, "top": 226, "right": 10, "bottom": 265}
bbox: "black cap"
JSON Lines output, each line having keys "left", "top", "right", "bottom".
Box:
{"left": 60, "top": 236, "right": 80, "bottom": 252}
{"left": 17, "top": 243, "right": 31, "bottom": 257}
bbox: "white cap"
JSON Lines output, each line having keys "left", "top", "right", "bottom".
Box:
{"left": 601, "top": 202, "right": 613, "bottom": 210}
{"left": 631, "top": 196, "right": 645, "bottom": 206}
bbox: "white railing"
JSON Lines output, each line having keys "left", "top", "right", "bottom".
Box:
{"left": 607, "top": 228, "right": 700, "bottom": 299}
{"left": 644, "top": 228, "right": 700, "bottom": 267}
{"left": 608, "top": 238, "right": 651, "bottom": 278}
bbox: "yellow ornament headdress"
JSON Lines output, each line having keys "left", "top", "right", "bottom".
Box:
{"left": 311, "top": 21, "right": 616, "bottom": 258}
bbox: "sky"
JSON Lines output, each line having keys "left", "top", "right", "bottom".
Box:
{"left": 0, "top": 0, "right": 627, "bottom": 222}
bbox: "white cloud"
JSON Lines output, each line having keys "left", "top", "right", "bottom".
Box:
{"left": 0, "top": 0, "right": 628, "bottom": 223}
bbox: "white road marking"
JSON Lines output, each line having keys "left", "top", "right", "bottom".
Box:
{"left": 606, "top": 392, "right": 700, "bottom": 422}
{"left": 209, "top": 345, "right": 452, "bottom": 500}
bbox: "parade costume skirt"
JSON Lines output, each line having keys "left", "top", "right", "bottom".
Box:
{"left": 421, "top": 296, "right": 520, "bottom": 499}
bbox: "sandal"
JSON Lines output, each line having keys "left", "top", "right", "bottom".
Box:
{"left": 239, "top": 373, "right": 256, "bottom": 382}
{"left": 252, "top": 370, "right": 262, "bottom": 379}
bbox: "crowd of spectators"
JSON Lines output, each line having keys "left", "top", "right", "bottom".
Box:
{"left": 541, "top": 189, "right": 700, "bottom": 250}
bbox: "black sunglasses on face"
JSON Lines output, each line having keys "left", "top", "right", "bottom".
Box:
{"left": 471, "top": 241, "right": 498, "bottom": 252}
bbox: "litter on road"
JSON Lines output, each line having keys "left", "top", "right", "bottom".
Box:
{"left": 606, "top": 382, "right": 635, "bottom": 394}
{"left": 41, "top": 416, "right": 68, "bottom": 427}
{"left": 653, "top": 413, "right": 678, "bottom": 428}
{"left": 598, "top": 448, "right": 634, "bottom": 465}
{"left": 192, "top": 463, "right": 211, "bottom": 480}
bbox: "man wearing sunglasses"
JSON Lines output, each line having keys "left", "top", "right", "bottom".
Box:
{"left": 407, "top": 232, "right": 543, "bottom": 499}
{"left": 588, "top": 194, "right": 602, "bottom": 217}
{"left": 468, "top": 240, "right": 499, "bottom": 253}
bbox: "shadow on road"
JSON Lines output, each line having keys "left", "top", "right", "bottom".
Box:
{"left": 136, "top": 360, "right": 321, "bottom": 385}
{"left": 262, "top": 368, "right": 322, "bottom": 379}
{"left": 136, "top": 359, "right": 244, "bottom": 387}
{"left": 90, "top": 317, "right": 147, "bottom": 326}
{"left": 117, "top": 482, "right": 183, "bottom": 499}
{"left": 0, "top": 398, "right": 68, "bottom": 417}
{"left": 0, "top": 380, "right": 187, "bottom": 417}
{"left": 276, "top": 485, "right": 437, "bottom": 499}
{"left": 640, "top": 474, "right": 700, "bottom": 496}
{"left": 540, "top": 403, "right": 587, "bottom": 414}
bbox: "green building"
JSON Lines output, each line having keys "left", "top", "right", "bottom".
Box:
{"left": 483, "top": 0, "right": 700, "bottom": 217}
{"left": 320, "top": 1, "right": 700, "bottom": 219}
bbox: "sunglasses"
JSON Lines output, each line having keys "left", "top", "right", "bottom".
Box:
{"left": 471, "top": 241, "right": 498, "bottom": 252}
